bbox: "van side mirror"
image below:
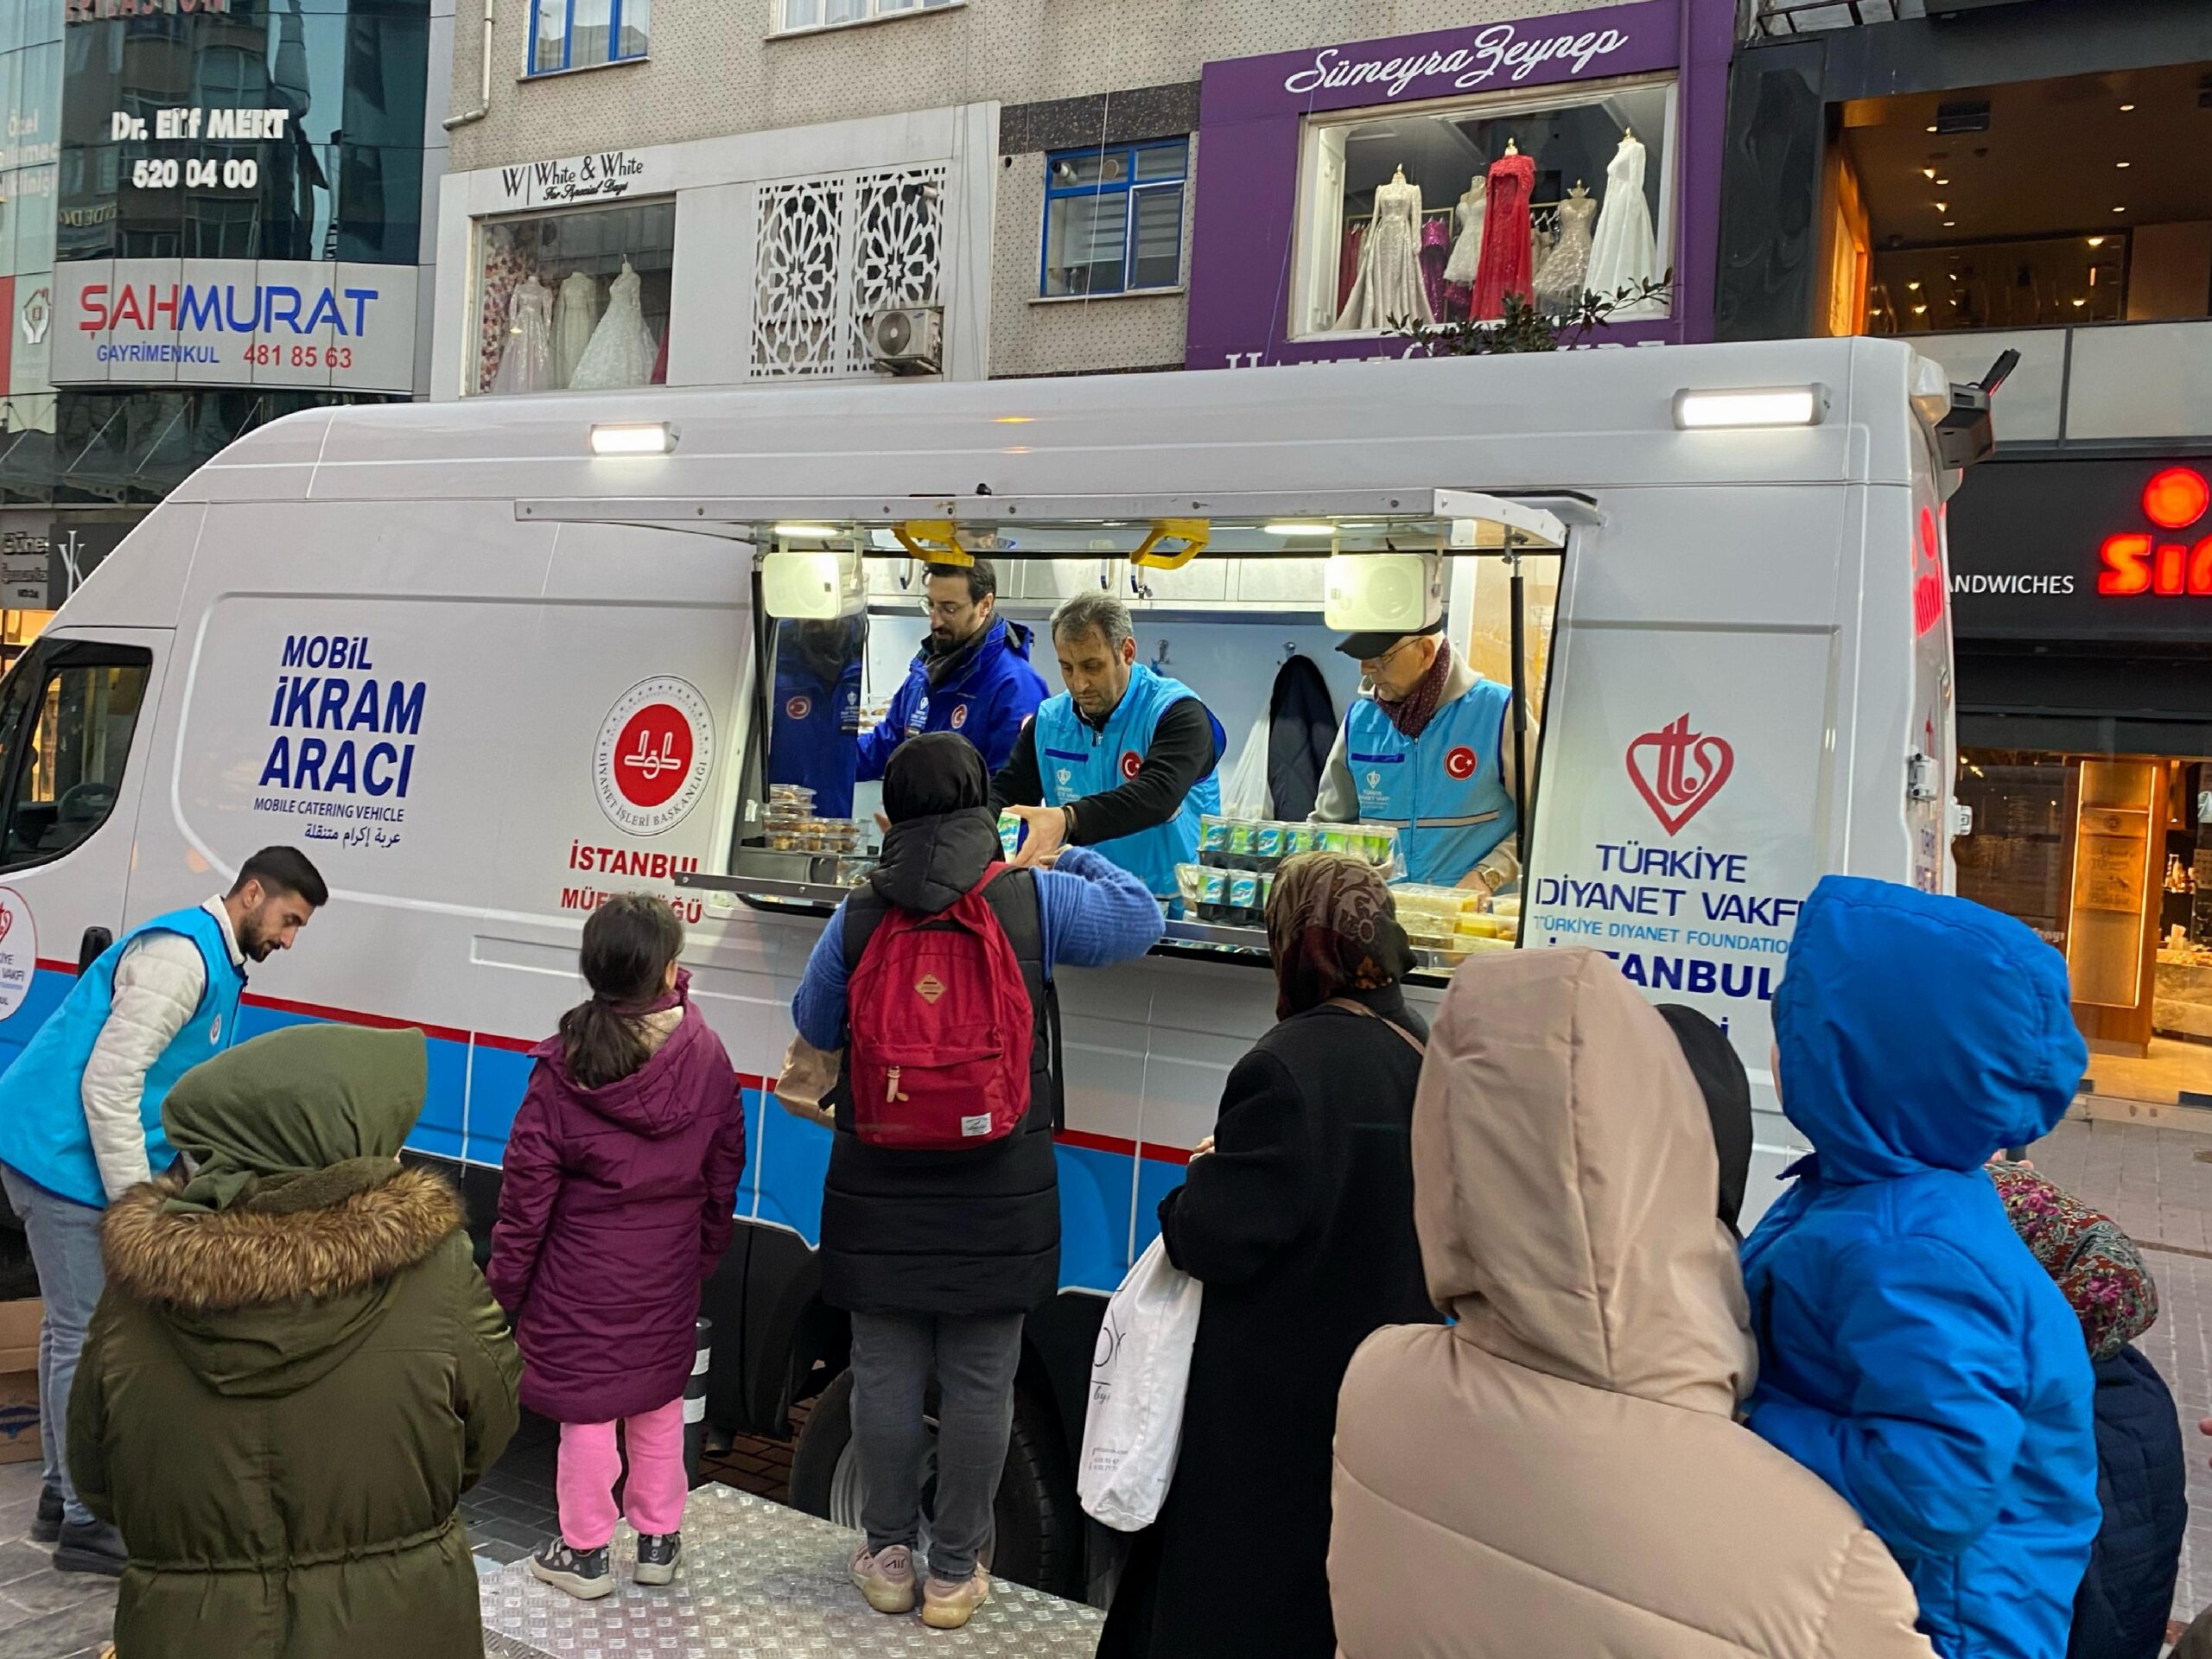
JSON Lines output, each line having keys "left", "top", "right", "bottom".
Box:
{"left": 1933, "top": 350, "right": 2021, "bottom": 472}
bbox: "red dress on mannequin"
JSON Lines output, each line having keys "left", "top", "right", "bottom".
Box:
{"left": 1469, "top": 150, "right": 1536, "bottom": 321}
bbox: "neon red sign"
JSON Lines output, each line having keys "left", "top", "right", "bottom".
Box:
{"left": 2099, "top": 467, "right": 2212, "bottom": 597}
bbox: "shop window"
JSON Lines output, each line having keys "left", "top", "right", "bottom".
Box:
{"left": 529, "top": 0, "right": 649, "bottom": 76}
{"left": 1039, "top": 139, "right": 1188, "bottom": 299}
{"left": 1292, "top": 75, "right": 1675, "bottom": 339}
{"left": 474, "top": 197, "right": 675, "bottom": 395}
{"left": 0, "top": 640, "right": 150, "bottom": 873}
{"left": 773, "top": 0, "right": 957, "bottom": 35}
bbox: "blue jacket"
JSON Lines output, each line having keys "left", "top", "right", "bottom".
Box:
{"left": 1739, "top": 876, "right": 2099, "bottom": 1659}
{"left": 856, "top": 617, "right": 1047, "bottom": 781}
{"left": 2069, "top": 1345, "right": 2185, "bottom": 1659}
{"left": 0, "top": 905, "right": 246, "bottom": 1208}
{"left": 769, "top": 622, "right": 866, "bottom": 819}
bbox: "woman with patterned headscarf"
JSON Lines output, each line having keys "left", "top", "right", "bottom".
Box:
{"left": 1987, "top": 1160, "right": 2183, "bottom": 1659}
{"left": 1098, "top": 853, "right": 1440, "bottom": 1659}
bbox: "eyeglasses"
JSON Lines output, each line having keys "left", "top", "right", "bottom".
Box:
{"left": 1358, "top": 638, "right": 1419, "bottom": 674}
{"left": 921, "top": 598, "right": 973, "bottom": 621}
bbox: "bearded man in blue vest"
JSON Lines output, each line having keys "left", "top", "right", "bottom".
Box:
{"left": 1316, "top": 620, "right": 1532, "bottom": 892}
{"left": 989, "top": 592, "right": 1224, "bottom": 902}
{"left": 0, "top": 845, "right": 326, "bottom": 1577}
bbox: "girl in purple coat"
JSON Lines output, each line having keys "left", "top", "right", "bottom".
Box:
{"left": 487, "top": 895, "right": 747, "bottom": 1599}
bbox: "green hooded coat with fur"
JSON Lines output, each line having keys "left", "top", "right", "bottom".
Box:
{"left": 67, "top": 1024, "right": 520, "bottom": 1659}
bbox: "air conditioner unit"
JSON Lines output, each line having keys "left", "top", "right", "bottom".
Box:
{"left": 867, "top": 306, "right": 943, "bottom": 375}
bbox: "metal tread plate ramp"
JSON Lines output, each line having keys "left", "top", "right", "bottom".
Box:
{"left": 479, "top": 1486, "right": 1104, "bottom": 1656}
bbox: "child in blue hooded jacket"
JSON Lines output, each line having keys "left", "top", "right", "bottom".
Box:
{"left": 1741, "top": 876, "right": 2099, "bottom": 1659}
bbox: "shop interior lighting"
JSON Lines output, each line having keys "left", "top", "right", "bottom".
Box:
{"left": 1264, "top": 523, "right": 1335, "bottom": 537}
{"left": 2114, "top": 206, "right": 2128, "bottom": 213}
{"left": 2087, "top": 237, "right": 2107, "bottom": 247}
{"left": 1672, "top": 386, "right": 1828, "bottom": 430}
{"left": 1934, "top": 201, "right": 1948, "bottom": 213}
{"left": 772, "top": 524, "right": 838, "bottom": 538}
{"left": 2120, "top": 103, "right": 2136, "bottom": 111}
{"left": 1944, "top": 220, "right": 1957, "bottom": 228}
{"left": 1907, "top": 281, "right": 1923, "bottom": 291}
{"left": 1936, "top": 176, "right": 1950, "bottom": 185}
{"left": 588, "top": 423, "right": 676, "bottom": 457}
{"left": 2116, "top": 161, "right": 2132, "bottom": 168}
{"left": 1913, "top": 304, "right": 1929, "bottom": 316}
{"left": 2073, "top": 298, "right": 2088, "bottom": 308}
{"left": 1922, "top": 168, "right": 1936, "bottom": 179}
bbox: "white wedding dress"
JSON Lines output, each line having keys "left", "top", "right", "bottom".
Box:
{"left": 491, "top": 275, "right": 554, "bottom": 396}
{"left": 1335, "top": 176, "right": 1432, "bottom": 330}
{"left": 1533, "top": 187, "right": 1598, "bottom": 314}
{"left": 569, "top": 261, "right": 659, "bottom": 391}
{"left": 1440, "top": 178, "right": 1488, "bottom": 285}
{"left": 1586, "top": 136, "right": 1662, "bottom": 318}
{"left": 552, "top": 270, "right": 603, "bottom": 390}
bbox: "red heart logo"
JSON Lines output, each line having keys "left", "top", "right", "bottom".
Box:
{"left": 0, "top": 907, "right": 12, "bottom": 945}
{"left": 1626, "top": 715, "right": 1735, "bottom": 836}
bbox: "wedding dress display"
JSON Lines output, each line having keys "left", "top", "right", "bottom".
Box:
{"left": 1420, "top": 213, "right": 1452, "bottom": 324}
{"left": 1438, "top": 176, "right": 1487, "bottom": 322}
{"left": 552, "top": 270, "right": 603, "bottom": 390}
{"left": 1469, "top": 147, "right": 1535, "bottom": 320}
{"left": 1334, "top": 169, "right": 1431, "bottom": 330}
{"left": 1587, "top": 132, "right": 1662, "bottom": 317}
{"left": 1533, "top": 183, "right": 1598, "bottom": 314}
{"left": 569, "top": 259, "right": 659, "bottom": 391}
{"left": 491, "top": 275, "right": 554, "bottom": 396}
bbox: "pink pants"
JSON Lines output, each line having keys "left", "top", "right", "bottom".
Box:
{"left": 557, "top": 1396, "right": 688, "bottom": 1551}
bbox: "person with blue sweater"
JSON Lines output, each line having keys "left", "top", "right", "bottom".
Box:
{"left": 988, "top": 591, "right": 1224, "bottom": 902}
{"left": 787, "top": 731, "right": 1160, "bottom": 1629}
{"left": 0, "top": 845, "right": 326, "bottom": 1577}
{"left": 856, "top": 561, "right": 1047, "bottom": 782}
{"left": 1740, "top": 876, "right": 2100, "bottom": 1659}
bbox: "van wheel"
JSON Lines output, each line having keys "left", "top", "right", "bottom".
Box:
{"left": 788, "top": 1366, "right": 1080, "bottom": 1599}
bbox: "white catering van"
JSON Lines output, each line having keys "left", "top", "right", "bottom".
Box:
{"left": 0, "top": 337, "right": 1988, "bottom": 1595}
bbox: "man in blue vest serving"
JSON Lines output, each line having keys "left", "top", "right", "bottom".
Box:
{"left": 1316, "top": 620, "right": 1530, "bottom": 892}
{"left": 989, "top": 592, "right": 1224, "bottom": 902}
{"left": 0, "top": 846, "right": 327, "bottom": 1576}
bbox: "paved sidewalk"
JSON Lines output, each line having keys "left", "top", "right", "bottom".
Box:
{"left": 0, "top": 1463, "right": 115, "bottom": 1659}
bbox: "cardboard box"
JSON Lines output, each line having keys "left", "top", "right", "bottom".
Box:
{"left": 0, "top": 1300, "right": 41, "bottom": 1376}
{"left": 0, "top": 1369, "right": 38, "bottom": 1465}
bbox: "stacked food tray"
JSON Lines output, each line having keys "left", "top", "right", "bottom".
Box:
{"left": 1174, "top": 815, "right": 1403, "bottom": 927}
{"left": 763, "top": 785, "right": 868, "bottom": 856}
{"left": 1392, "top": 883, "right": 1521, "bottom": 963}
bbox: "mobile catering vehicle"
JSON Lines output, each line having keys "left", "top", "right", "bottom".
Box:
{"left": 0, "top": 338, "right": 1992, "bottom": 1597}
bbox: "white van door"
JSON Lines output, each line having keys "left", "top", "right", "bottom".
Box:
{"left": 0, "top": 627, "right": 170, "bottom": 1077}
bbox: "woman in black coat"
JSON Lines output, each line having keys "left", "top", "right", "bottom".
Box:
{"left": 1098, "top": 851, "right": 1439, "bottom": 1659}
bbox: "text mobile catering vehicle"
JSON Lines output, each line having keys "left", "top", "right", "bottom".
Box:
{"left": 0, "top": 339, "right": 1982, "bottom": 1596}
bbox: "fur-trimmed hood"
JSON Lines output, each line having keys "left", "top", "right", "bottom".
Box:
{"left": 101, "top": 1166, "right": 466, "bottom": 1398}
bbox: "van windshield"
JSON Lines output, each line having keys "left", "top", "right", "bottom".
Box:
{"left": 741, "top": 546, "right": 1561, "bottom": 976}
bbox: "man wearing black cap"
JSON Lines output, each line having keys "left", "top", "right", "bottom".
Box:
{"left": 1314, "top": 620, "right": 1531, "bottom": 891}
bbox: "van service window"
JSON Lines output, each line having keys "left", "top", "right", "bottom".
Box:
{"left": 472, "top": 197, "right": 673, "bottom": 395}
{"left": 724, "top": 513, "right": 1561, "bottom": 982}
{"left": 1294, "top": 72, "right": 1675, "bottom": 338}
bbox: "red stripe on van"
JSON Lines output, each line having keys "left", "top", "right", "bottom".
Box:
{"left": 1055, "top": 1127, "right": 1192, "bottom": 1164}
{"left": 35, "top": 959, "right": 79, "bottom": 976}
{"left": 243, "top": 991, "right": 475, "bottom": 1048}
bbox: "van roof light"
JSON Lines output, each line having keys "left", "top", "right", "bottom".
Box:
{"left": 1672, "top": 386, "right": 1827, "bottom": 431}
{"left": 590, "top": 422, "right": 677, "bottom": 457}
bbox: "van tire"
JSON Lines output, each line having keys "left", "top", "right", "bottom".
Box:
{"left": 788, "top": 1366, "right": 1080, "bottom": 1599}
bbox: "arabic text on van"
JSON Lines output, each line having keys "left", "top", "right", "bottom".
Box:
{"left": 1281, "top": 22, "right": 1630, "bottom": 99}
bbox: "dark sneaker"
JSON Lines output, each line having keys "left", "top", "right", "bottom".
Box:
{"left": 53, "top": 1517, "right": 126, "bottom": 1578}
{"left": 634, "top": 1531, "right": 681, "bottom": 1586}
{"left": 528, "top": 1537, "right": 613, "bottom": 1600}
{"left": 30, "top": 1484, "right": 61, "bottom": 1545}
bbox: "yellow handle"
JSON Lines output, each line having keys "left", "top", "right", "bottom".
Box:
{"left": 1130, "top": 518, "right": 1210, "bottom": 570}
{"left": 893, "top": 521, "right": 967, "bottom": 563}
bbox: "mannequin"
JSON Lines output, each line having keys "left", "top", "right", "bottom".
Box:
{"left": 1335, "top": 165, "right": 1432, "bottom": 329}
{"left": 1439, "top": 175, "right": 1488, "bottom": 322}
{"left": 569, "top": 258, "right": 659, "bottom": 390}
{"left": 552, "top": 270, "right": 603, "bottom": 389}
{"left": 1532, "top": 181, "right": 1597, "bottom": 313}
{"left": 1468, "top": 141, "right": 1536, "bottom": 320}
{"left": 1586, "top": 129, "right": 1661, "bottom": 316}
{"left": 491, "top": 274, "right": 553, "bottom": 395}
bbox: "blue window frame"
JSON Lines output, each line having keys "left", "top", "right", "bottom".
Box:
{"left": 528, "top": 0, "right": 649, "bottom": 75}
{"left": 1040, "top": 138, "right": 1188, "bottom": 299}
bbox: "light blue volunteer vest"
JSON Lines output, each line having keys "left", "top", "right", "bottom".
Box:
{"left": 0, "top": 906, "right": 245, "bottom": 1207}
{"left": 1034, "top": 664, "right": 1224, "bottom": 899}
{"left": 1344, "top": 677, "right": 1517, "bottom": 886}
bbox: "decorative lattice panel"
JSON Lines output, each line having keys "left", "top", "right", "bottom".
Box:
{"left": 752, "top": 162, "right": 946, "bottom": 378}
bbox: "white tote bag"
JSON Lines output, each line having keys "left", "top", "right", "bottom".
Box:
{"left": 1217, "top": 709, "right": 1272, "bottom": 822}
{"left": 1078, "top": 1236, "right": 1204, "bottom": 1532}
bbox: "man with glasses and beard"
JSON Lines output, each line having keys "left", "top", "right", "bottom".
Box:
{"left": 855, "top": 561, "right": 1047, "bottom": 782}
{"left": 1316, "top": 620, "right": 1531, "bottom": 892}
{"left": 0, "top": 846, "right": 327, "bottom": 1578}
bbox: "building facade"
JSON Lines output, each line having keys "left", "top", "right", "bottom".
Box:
{"left": 1719, "top": 0, "right": 2212, "bottom": 1109}
{"left": 0, "top": 0, "right": 444, "bottom": 643}
{"left": 435, "top": 0, "right": 1738, "bottom": 400}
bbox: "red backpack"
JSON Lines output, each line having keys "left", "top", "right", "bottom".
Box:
{"left": 846, "top": 865, "right": 1036, "bottom": 1150}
